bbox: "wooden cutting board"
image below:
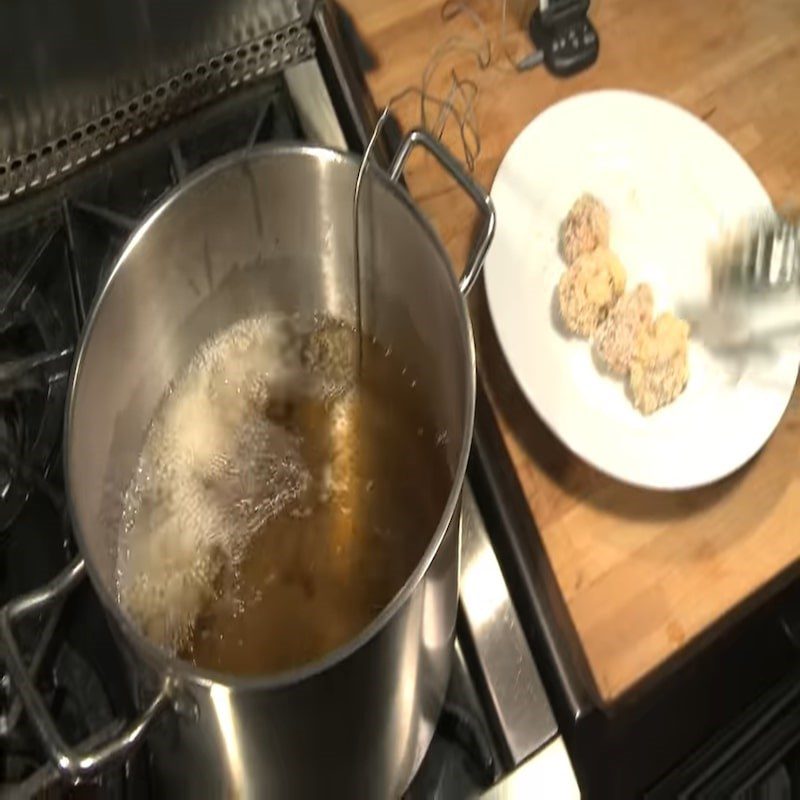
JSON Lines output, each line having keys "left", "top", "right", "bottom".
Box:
{"left": 340, "top": 0, "right": 800, "bottom": 703}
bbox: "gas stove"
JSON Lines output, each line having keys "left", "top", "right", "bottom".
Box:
{"left": 0, "top": 3, "right": 576, "bottom": 797}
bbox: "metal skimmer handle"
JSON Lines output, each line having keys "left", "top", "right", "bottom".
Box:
{"left": 389, "top": 128, "right": 496, "bottom": 295}
{"left": 0, "top": 556, "right": 172, "bottom": 780}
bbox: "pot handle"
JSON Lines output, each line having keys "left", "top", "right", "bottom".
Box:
{"left": 0, "top": 556, "right": 172, "bottom": 780}
{"left": 388, "top": 128, "right": 496, "bottom": 296}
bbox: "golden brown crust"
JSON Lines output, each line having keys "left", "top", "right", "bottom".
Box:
{"left": 594, "top": 284, "right": 654, "bottom": 374}
{"left": 560, "top": 193, "right": 610, "bottom": 264}
{"left": 558, "top": 247, "right": 627, "bottom": 336}
{"left": 629, "top": 312, "right": 690, "bottom": 414}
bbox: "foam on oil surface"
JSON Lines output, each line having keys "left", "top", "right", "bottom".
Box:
{"left": 116, "top": 312, "right": 451, "bottom": 674}
{"left": 116, "top": 315, "right": 320, "bottom": 653}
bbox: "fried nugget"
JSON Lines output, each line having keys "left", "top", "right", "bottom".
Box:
{"left": 629, "top": 312, "right": 690, "bottom": 414}
{"left": 560, "top": 193, "right": 610, "bottom": 264}
{"left": 558, "top": 247, "right": 626, "bottom": 337}
{"left": 594, "top": 284, "right": 654, "bottom": 374}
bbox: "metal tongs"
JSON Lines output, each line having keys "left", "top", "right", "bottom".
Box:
{"left": 689, "top": 211, "right": 800, "bottom": 350}
{"left": 711, "top": 212, "right": 799, "bottom": 298}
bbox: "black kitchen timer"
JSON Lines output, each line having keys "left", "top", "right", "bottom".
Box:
{"left": 529, "top": 0, "right": 599, "bottom": 77}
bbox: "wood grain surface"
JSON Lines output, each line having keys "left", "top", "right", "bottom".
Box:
{"left": 339, "top": 0, "right": 800, "bottom": 703}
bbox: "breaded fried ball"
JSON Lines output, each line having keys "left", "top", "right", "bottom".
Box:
{"left": 560, "top": 193, "right": 610, "bottom": 264}
{"left": 594, "top": 284, "right": 654, "bottom": 374}
{"left": 558, "top": 246, "right": 626, "bottom": 337}
{"left": 629, "top": 313, "right": 690, "bottom": 415}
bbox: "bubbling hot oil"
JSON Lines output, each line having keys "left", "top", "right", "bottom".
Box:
{"left": 116, "top": 313, "right": 451, "bottom": 675}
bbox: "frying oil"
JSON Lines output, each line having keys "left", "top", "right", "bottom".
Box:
{"left": 116, "top": 313, "right": 450, "bottom": 675}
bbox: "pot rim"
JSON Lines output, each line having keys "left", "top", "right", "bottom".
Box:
{"left": 64, "top": 141, "right": 476, "bottom": 691}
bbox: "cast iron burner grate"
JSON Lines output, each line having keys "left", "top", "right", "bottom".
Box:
{"left": 0, "top": 246, "right": 72, "bottom": 532}
{"left": 0, "top": 460, "right": 140, "bottom": 797}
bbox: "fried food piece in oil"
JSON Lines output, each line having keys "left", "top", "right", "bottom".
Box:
{"left": 594, "top": 284, "right": 654, "bottom": 375}
{"left": 629, "top": 313, "right": 690, "bottom": 414}
{"left": 560, "top": 193, "right": 610, "bottom": 264}
{"left": 558, "top": 247, "right": 626, "bottom": 337}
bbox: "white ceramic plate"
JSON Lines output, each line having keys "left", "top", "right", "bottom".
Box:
{"left": 484, "top": 90, "right": 798, "bottom": 490}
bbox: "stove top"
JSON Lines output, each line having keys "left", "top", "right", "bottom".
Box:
{"left": 0, "top": 76, "right": 308, "bottom": 798}
{"left": 0, "top": 9, "right": 573, "bottom": 797}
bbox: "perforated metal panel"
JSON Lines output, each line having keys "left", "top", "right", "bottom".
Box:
{"left": 0, "top": 1, "right": 317, "bottom": 202}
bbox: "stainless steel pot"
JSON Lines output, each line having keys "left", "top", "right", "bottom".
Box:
{"left": 0, "top": 130, "right": 494, "bottom": 798}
